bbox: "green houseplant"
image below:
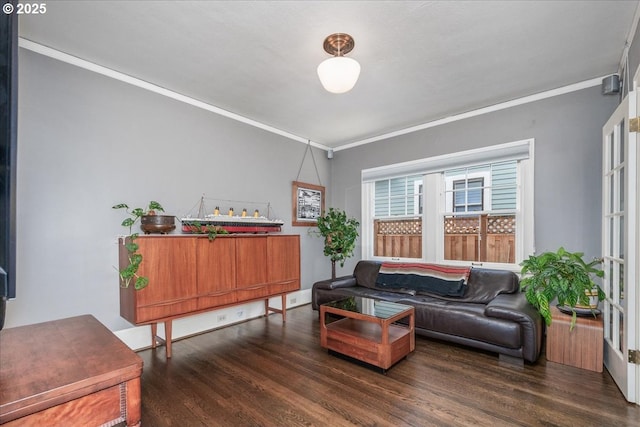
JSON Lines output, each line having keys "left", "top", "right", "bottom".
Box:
{"left": 186, "top": 221, "right": 229, "bottom": 241}
{"left": 315, "top": 208, "right": 360, "bottom": 280}
{"left": 519, "top": 247, "right": 605, "bottom": 330}
{"left": 112, "top": 201, "right": 165, "bottom": 290}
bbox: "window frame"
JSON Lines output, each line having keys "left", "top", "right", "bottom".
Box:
{"left": 362, "top": 139, "right": 535, "bottom": 271}
{"left": 366, "top": 175, "right": 424, "bottom": 262}
{"left": 453, "top": 177, "right": 484, "bottom": 212}
{"left": 445, "top": 168, "right": 491, "bottom": 213}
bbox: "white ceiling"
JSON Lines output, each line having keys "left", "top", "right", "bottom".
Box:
{"left": 18, "top": 1, "right": 639, "bottom": 150}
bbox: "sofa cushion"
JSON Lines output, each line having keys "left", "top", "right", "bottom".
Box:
{"left": 375, "top": 262, "right": 471, "bottom": 297}
{"left": 462, "top": 267, "right": 520, "bottom": 303}
{"left": 398, "top": 296, "right": 522, "bottom": 349}
{"left": 353, "top": 260, "right": 382, "bottom": 289}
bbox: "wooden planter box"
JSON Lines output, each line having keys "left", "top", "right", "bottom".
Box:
{"left": 546, "top": 306, "right": 603, "bottom": 372}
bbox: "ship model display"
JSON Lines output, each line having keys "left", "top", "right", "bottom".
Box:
{"left": 180, "top": 197, "right": 284, "bottom": 234}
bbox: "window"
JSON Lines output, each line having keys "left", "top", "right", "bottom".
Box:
{"left": 362, "top": 140, "right": 534, "bottom": 269}
{"left": 453, "top": 178, "right": 484, "bottom": 212}
{"left": 370, "top": 175, "right": 423, "bottom": 259}
{"left": 442, "top": 161, "right": 517, "bottom": 264}
{"left": 374, "top": 175, "right": 423, "bottom": 216}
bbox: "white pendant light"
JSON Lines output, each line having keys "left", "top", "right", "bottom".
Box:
{"left": 317, "top": 33, "right": 360, "bottom": 94}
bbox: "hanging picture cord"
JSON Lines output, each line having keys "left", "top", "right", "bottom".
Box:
{"left": 295, "top": 140, "right": 323, "bottom": 187}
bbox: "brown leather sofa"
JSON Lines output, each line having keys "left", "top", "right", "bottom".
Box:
{"left": 312, "top": 260, "right": 543, "bottom": 363}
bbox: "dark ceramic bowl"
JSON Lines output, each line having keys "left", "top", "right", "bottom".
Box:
{"left": 140, "top": 215, "right": 176, "bottom": 234}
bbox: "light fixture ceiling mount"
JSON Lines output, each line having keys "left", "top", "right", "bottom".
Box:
{"left": 322, "top": 33, "right": 355, "bottom": 56}
{"left": 317, "top": 33, "right": 361, "bottom": 94}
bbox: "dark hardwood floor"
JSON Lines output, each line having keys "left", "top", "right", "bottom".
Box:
{"left": 138, "top": 305, "right": 639, "bottom": 426}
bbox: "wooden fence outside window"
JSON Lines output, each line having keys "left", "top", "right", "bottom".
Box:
{"left": 373, "top": 214, "right": 515, "bottom": 263}
{"left": 374, "top": 218, "right": 422, "bottom": 259}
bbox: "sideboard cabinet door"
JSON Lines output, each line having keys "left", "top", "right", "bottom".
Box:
{"left": 267, "top": 235, "right": 300, "bottom": 294}
{"left": 196, "top": 237, "right": 237, "bottom": 309}
{"left": 134, "top": 237, "right": 198, "bottom": 322}
{"left": 235, "top": 236, "right": 270, "bottom": 301}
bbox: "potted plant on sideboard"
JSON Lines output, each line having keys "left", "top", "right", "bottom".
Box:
{"left": 519, "top": 247, "right": 605, "bottom": 330}
{"left": 315, "top": 208, "right": 359, "bottom": 280}
{"left": 112, "top": 201, "right": 174, "bottom": 290}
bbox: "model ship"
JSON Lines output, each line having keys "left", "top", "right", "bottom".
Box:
{"left": 180, "top": 197, "right": 284, "bottom": 234}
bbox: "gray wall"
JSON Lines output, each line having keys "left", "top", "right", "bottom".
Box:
{"left": 330, "top": 86, "right": 619, "bottom": 275}
{"left": 8, "top": 49, "right": 330, "bottom": 330}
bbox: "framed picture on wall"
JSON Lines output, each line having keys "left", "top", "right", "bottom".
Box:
{"left": 292, "top": 181, "right": 325, "bottom": 226}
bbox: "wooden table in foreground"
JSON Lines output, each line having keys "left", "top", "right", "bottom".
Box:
{"left": 0, "top": 315, "right": 143, "bottom": 427}
{"left": 320, "top": 297, "right": 415, "bottom": 372}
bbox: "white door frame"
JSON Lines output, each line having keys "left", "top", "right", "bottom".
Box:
{"left": 635, "top": 68, "right": 640, "bottom": 405}
{"left": 602, "top": 91, "right": 638, "bottom": 404}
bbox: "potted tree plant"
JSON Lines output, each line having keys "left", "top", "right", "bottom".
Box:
{"left": 315, "top": 208, "right": 360, "bottom": 280}
{"left": 519, "top": 247, "right": 605, "bottom": 330}
{"left": 112, "top": 201, "right": 172, "bottom": 290}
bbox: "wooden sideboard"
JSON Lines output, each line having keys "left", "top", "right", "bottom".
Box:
{"left": 119, "top": 234, "right": 300, "bottom": 357}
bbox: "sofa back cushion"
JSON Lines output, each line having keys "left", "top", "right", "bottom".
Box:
{"left": 462, "top": 267, "right": 519, "bottom": 303}
{"left": 353, "top": 260, "right": 382, "bottom": 288}
{"left": 375, "top": 262, "right": 471, "bottom": 297}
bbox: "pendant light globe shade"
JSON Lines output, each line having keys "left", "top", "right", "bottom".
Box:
{"left": 317, "top": 56, "right": 361, "bottom": 94}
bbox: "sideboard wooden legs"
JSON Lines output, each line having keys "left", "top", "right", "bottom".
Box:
{"left": 150, "top": 320, "right": 173, "bottom": 358}
{"left": 265, "top": 295, "right": 287, "bottom": 322}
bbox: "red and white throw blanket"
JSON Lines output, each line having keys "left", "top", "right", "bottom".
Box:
{"left": 375, "top": 262, "right": 471, "bottom": 297}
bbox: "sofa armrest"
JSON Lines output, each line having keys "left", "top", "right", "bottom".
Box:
{"left": 311, "top": 275, "right": 358, "bottom": 311}
{"left": 485, "top": 293, "right": 538, "bottom": 321}
{"left": 313, "top": 275, "right": 357, "bottom": 290}
{"left": 485, "top": 293, "right": 543, "bottom": 363}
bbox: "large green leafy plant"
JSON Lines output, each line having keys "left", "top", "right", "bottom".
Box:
{"left": 112, "top": 201, "right": 164, "bottom": 290}
{"left": 520, "top": 247, "right": 605, "bottom": 329}
{"left": 316, "top": 208, "right": 360, "bottom": 279}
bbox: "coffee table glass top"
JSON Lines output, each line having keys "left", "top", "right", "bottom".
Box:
{"left": 322, "top": 296, "right": 411, "bottom": 319}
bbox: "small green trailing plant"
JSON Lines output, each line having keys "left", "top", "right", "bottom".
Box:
{"left": 314, "top": 208, "right": 360, "bottom": 280}
{"left": 188, "top": 221, "right": 229, "bottom": 241}
{"left": 520, "top": 247, "right": 605, "bottom": 330}
{"left": 112, "top": 201, "right": 165, "bottom": 290}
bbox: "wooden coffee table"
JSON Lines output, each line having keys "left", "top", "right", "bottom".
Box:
{"left": 320, "top": 296, "right": 415, "bottom": 372}
{"left": 0, "top": 315, "right": 142, "bottom": 427}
